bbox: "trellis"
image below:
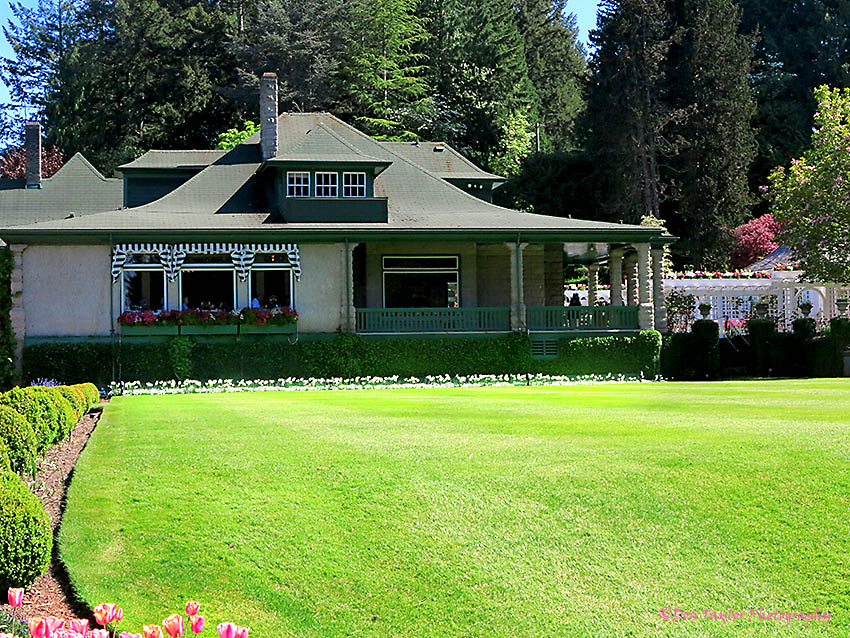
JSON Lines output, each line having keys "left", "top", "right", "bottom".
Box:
{"left": 111, "top": 243, "right": 301, "bottom": 283}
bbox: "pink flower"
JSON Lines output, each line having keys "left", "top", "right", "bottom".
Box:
{"left": 90, "top": 630, "right": 110, "bottom": 638}
{"left": 115, "top": 609, "right": 124, "bottom": 622}
{"left": 142, "top": 626, "right": 163, "bottom": 638}
{"left": 163, "top": 615, "right": 184, "bottom": 638}
{"left": 190, "top": 617, "right": 205, "bottom": 635}
{"left": 233, "top": 628, "right": 249, "bottom": 638}
{"left": 7, "top": 588, "right": 23, "bottom": 606}
{"left": 68, "top": 619, "right": 89, "bottom": 638}
{"left": 119, "top": 633, "right": 142, "bottom": 638}
{"left": 185, "top": 601, "right": 200, "bottom": 617}
{"left": 216, "top": 623, "right": 236, "bottom": 638}
{"left": 43, "top": 617, "right": 65, "bottom": 638}
{"left": 28, "top": 617, "right": 46, "bottom": 638}
{"left": 94, "top": 603, "right": 118, "bottom": 626}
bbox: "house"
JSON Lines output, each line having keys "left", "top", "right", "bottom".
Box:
{"left": 0, "top": 73, "right": 671, "bottom": 373}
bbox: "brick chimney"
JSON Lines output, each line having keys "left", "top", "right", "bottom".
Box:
{"left": 25, "top": 122, "right": 41, "bottom": 189}
{"left": 260, "top": 72, "right": 278, "bottom": 160}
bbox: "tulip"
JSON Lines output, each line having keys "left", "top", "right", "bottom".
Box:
{"left": 233, "top": 628, "right": 249, "bottom": 638}
{"left": 189, "top": 617, "right": 205, "bottom": 635}
{"left": 119, "top": 633, "right": 142, "bottom": 638}
{"left": 28, "top": 617, "right": 46, "bottom": 638}
{"left": 93, "top": 603, "right": 118, "bottom": 626}
{"left": 43, "top": 617, "right": 65, "bottom": 638}
{"left": 185, "top": 601, "right": 200, "bottom": 617}
{"left": 7, "top": 588, "right": 23, "bottom": 607}
{"left": 69, "top": 619, "right": 89, "bottom": 638}
{"left": 90, "top": 630, "right": 109, "bottom": 638}
{"left": 162, "top": 614, "right": 183, "bottom": 638}
{"left": 215, "top": 623, "right": 236, "bottom": 638}
{"left": 115, "top": 608, "right": 124, "bottom": 622}
{"left": 142, "top": 626, "right": 163, "bottom": 638}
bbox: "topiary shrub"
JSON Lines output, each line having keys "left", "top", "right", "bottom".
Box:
{"left": 41, "top": 388, "right": 75, "bottom": 441}
{"left": 748, "top": 318, "right": 776, "bottom": 376}
{"left": 0, "top": 388, "right": 54, "bottom": 454}
{"left": 56, "top": 386, "right": 86, "bottom": 421}
{"left": 0, "top": 439, "right": 10, "bottom": 473}
{"left": 0, "top": 406, "right": 36, "bottom": 477}
{"left": 72, "top": 383, "right": 99, "bottom": 411}
{"left": 0, "top": 469, "right": 52, "bottom": 589}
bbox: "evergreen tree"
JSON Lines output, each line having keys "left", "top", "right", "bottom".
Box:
{"left": 664, "top": 0, "right": 756, "bottom": 267}
{"left": 340, "top": 0, "right": 431, "bottom": 139}
{"left": 585, "top": 0, "right": 673, "bottom": 223}
{"left": 512, "top": 0, "right": 586, "bottom": 151}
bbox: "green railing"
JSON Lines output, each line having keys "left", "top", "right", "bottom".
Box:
{"left": 356, "top": 307, "right": 511, "bottom": 333}
{"left": 526, "top": 306, "right": 640, "bottom": 331}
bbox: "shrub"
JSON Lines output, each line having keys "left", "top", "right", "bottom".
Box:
{"left": 42, "top": 388, "right": 76, "bottom": 441}
{"left": 0, "top": 387, "right": 54, "bottom": 453}
{"left": 792, "top": 318, "right": 817, "bottom": 342}
{"left": 0, "top": 406, "right": 36, "bottom": 476}
{"left": 73, "top": 383, "right": 100, "bottom": 410}
{"left": 56, "top": 386, "right": 86, "bottom": 421}
{"left": 748, "top": 319, "right": 776, "bottom": 376}
{"left": 0, "top": 439, "right": 10, "bottom": 473}
{"left": 661, "top": 322, "right": 719, "bottom": 380}
{"left": 0, "top": 469, "right": 52, "bottom": 589}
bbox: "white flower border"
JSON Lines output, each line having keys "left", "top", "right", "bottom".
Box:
{"left": 109, "top": 373, "right": 659, "bottom": 396}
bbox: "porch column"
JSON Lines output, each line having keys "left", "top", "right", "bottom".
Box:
{"left": 825, "top": 286, "right": 837, "bottom": 317}
{"left": 609, "top": 248, "right": 624, "bottom": 306}
{"left": 624, "top": 253, "right": 638, "bottom": 306}
{"left": 9, "top": 245, "right": 26, "bottom": 378}
{"left": 634, "top": 243, "right": 654, "bottom": 330}
{"left": 651, "top": 246, "right": 667, "bottom": 332}
{"left": 587, "top": 263, "right": 599, "bottom": 306}
{"left": 507, "top": 241, "right": 527, "bottom": 330}
{"left": 340, "top": 241, "right": 358, "bottom": 332}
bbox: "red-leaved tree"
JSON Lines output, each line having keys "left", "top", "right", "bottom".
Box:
{"left": 0, "top": 145, "right": 65, "bottom": 179}
{"left": 730, "top": 213, "right": 783, "bottom": 268}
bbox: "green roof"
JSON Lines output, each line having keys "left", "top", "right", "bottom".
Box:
{"left": 380, "top": 141, "right": 505, "bottom": 183}
{"left": 118, "top": 150, "right": 227, "bottom": 171}
{"left": 0, "top": 114, "right": 667, "bottom": 244}
{"left": 0, "top": 153, "right": 123, "bottom": 228}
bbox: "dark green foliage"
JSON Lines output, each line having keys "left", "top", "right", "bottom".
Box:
{"left": 24, "top": 333, "right": 662, "bottom": 383}
{"left": 0, "top": 387, "right": 54, "bottom": 454}
{"left": 660, "top": 320, "right": 719, "bottom": 380}
{"left": 0, "top": 469, "right": 52, "bottom": 589}
{"left": 56, "top": 386, "right": 86, "bottom": 421}
{"left": 792, "top": 318, "right": 817, "bottom": 342}
{"left": 0, "top": 611, "right": 29, "bottom": 638}
{"left": 0, "top": 407, "right": 36, "bottom": 477}
{"left": 747, "top": 318, "right": 775, "bottom": 376}
{"left": 168, "top": 337, "right": 194, "bottom": 381}
{"left": 0, "top": 249, "right": 16, "bottom": 390}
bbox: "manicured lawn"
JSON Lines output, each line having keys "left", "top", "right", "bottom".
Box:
{"left": 60, "top": 380, "right": 849, "bottom": 636}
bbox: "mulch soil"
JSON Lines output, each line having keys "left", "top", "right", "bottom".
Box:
{"left": 1, "top": 406, "right": 104, "bottom": 624}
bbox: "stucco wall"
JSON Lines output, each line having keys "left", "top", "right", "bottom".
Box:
{"left": 476, "top": 245, "right": 511, "bottom": 307}
{"left": 544, "top": 244, "right": 565, "bottom": 306}
{"left": 23, "top": 244, "right": 113, "bottom": 337}
{"left": 295, "top": 243, "right": 346, "bottom": 333}
{"left": 522, "top": 244, "right": 545, "bottom": 306}
{"left": 364, "top": 242, "right": 478, "bottom": 307}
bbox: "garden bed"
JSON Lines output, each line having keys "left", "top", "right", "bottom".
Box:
{"left": 0, "top": 407, "right": 102, "bottom": 624}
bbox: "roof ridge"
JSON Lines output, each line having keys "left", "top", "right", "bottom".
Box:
{"left": 45, "top": 152, "right": 111, "bottom": 183}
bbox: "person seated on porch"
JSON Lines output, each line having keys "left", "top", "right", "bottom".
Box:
{"left": 181, "top": 296, "right": 190, "bottom": 310}
{"left": 569, "top": 293, "right": 582, "bottom": 306}
{"left": 251, "top": 296, "right": 262, "bottom": 308}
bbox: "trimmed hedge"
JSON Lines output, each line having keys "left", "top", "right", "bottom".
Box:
{"left": 23, "top": 332, "right": 663, "bottom": 383}
{"left": 0, "top": 469, "right": 52, "bottom": 589}
{"left": 661, "top": 320, "right": 719, "bottom": 380}
{"left": 73, "top": 383, "right": 99, "bottom": 411}
{"left": 0, "top": 388, "right": 55, "bottom": 454}
{"left": 56, "top": 385, "right": 86, "bottom": 421}
{"left": 44, "top": 388, "right": 76, "bottom": 441}
{"left": 0, "top": 406, "right": 36, "bottom": 477}
{"left": 0, "top": 439, "right": 10, "bottom": 473}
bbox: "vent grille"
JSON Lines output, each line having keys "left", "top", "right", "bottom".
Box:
{"left": 531, "top": 339, "right": 558, "bottom": 359}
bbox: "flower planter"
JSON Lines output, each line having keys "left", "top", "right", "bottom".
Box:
{"left": 179, "top": 324, "right": 238, "bottom": 335}
{"left": 120, "top": 324, "right": 179, "bottom": 336}
{"left": 239, "top": 323, "right": 297, "bottom": 335}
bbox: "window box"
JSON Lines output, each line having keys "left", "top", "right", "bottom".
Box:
{"left": 239, "top": 323, "right": 297, "bottom": 335}
{"left": 120, "top": 324, "right": 179, "bottom": 336}
{"left": 179, "top": 324, "right": 238, "bottom": 335}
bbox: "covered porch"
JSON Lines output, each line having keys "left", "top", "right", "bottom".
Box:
{"left": 343, "top": 241, "right": 668, "bottom": 335}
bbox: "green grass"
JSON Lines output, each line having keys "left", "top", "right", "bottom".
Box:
{"left": 60, "top": 380, "right": 850, "bottom": 637}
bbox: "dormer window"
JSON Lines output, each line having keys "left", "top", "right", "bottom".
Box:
{"left": 315, "top": 172, "right": 338, "bottom": 197}
{"left": 343, "top": 172, "right": 367, "bottom": 198}
{"left": 287, "top": 172, "right": 310, "bottom": 197}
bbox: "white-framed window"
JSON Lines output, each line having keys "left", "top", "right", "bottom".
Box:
{"left": 315, "top": 172, "right": 338, "bottom": 197}
{"left": 343, "top": 172, "right": 367, "bottom": 198}
{"left": 179, "top": 254, "right": 236, "bottom": 311}
{"left": 121, "top": 255, "right": 167, "bottom": 312}
{"left": 287, "top": 172, "right": 310, "bottom": 197}
{"left": 382, "top": 256, "right": 460, "bottom": 308}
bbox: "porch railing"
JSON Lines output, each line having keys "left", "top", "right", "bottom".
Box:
{"left": 526, "top": 306, "right": 640, "bottom": 331}
{"left": 356, "top": 307, "right": 511, "bottom": 333}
